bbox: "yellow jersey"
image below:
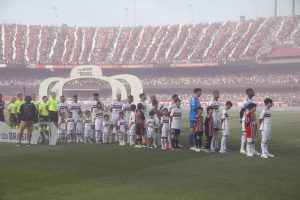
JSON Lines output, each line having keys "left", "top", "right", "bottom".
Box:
{"left": 47, "top": 98, "right": 58, "bottom": 112}
{"left": 39, "top": 102, "right": 49, "bottom": 116}
{"left": 8, "top": 102, "right": 17, "bottom": 114}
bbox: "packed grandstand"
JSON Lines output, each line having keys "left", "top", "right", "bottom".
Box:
{"left": 0, "top": 16, "right": 300, "bottom": 65}
{"left": 0, "top": 16, "right": 299, "bottom": 106}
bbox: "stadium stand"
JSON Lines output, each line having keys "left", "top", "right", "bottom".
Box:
{"left": 0, "top": 16, "right": 300, "bottom": 65}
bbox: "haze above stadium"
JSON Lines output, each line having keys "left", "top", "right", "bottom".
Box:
{"left": 0, "top": 0, "right": 298, "bottom": 26}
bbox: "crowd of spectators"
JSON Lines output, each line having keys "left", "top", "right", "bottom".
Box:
{"left": 0, "top": 16, "right": 299, "bottom": 65}
{"left": 0, "top": 73, "right": 298, "bottom": 89}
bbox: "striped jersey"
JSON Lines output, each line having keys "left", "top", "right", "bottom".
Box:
{"left": 69, "top": 102, "right": 82, "bottom": 120}
{"left": 118, "top": 118, "right": 126, "bottom": 132}
{"left": 111, "top": 100, "right": 123, "bottom": 120}
{"left": 170, "top": 107, "right": 182, "bottom": 129}
{"left": 160, "top": 116, "right": 170, "bottom": 132}
{"left": 208, "top": 99, "right": 220, "bottom": 127}
{"left": 259, "top": 107, "right": 272, "bottom": 130}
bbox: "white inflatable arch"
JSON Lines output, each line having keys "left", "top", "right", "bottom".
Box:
{"left": 38, "top": 65, "right": 143, "bottom": 104}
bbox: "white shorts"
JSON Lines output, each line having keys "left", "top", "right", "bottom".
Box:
{"left": 111, "top": 115, "right": 118, "bottom": 126}
{"left": 242, "top": 121, "right": 246, "bottom": 132}
{"left": 147, "top": 128, "right": 155, "bottom": 138}
{"left": 222, "top": 129, "right": 229, "bottom": 136}
{"left": 128, "top": 125, "right": 136, "bottom": 136}
{"left": 67, "top": 129, "right": 75, "bottom": 135}
{"left": 213, "top": 120, "right": 220, "bottom": 129}
{"left": 95, "top": 118, "right": 103, "bottom": 131}
{"left": 60, "top": 123, "right": 66, "bottom": 131}
{"left": 261, "top": 129, "right": 271, "bottom": 142}
{"left": 76, "top": 126, "right": 84, "bottom": 134}
{"left": 84, "top": 128, "right": 91, "bottom": 137}
{"left": 161, "top": 128, "right": 170, "bottom": 137}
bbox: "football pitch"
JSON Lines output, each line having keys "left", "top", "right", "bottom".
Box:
{"left": 0, "top": 111, "right": 300, "bottom": 200}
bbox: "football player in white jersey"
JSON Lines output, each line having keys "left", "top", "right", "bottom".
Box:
{"left": 117, "top": 112, "right": 126, "bottom": 146}
{"left": 239, "top": 88, "right": 255, "bottom": 155}
{"left": 168, "top": 94, "right": 178, "bottom": 113}
{"left": 220, "top": 101, "right": 232, "bottom": 153}
{"left": 170, "top": 98, "right": 182, "bottom": 149}
{"left": 95, "top": 101, "right": 104, "bottom": 144}
{"left": 146, "top": 110, "right": 156, "bottom": 148}
{"left": 58, "top": 95, "right": 69, "bottom": 140}
{"left": 84, "top": 110, "right": 93, "bottom": 143}
{"left": 91, "top": 93, "right": 100, "bottom": 122}
{"left": 91, "top": 93, "right": 100, "bottom": 141}
{"left": 102, "top": 114, "right": 111, "bottom": 144}
{"left": 69, "top": 95, "right": 82, "bottom": 121}
{"left": 168, "top": 94, "right": 178, "bottom": 148}
{"left": 139, "top": 93, "right": 148, "bottom": 144}
{"left": 122, "top": 95, "right": 133, "bottom": 143}
{"left": 110, "top": 93, "right": 124, "bottom": 142}
{"left": 160, "top": 108, "right": 170, "bottom": 150}
{"left": 128, "top": 104, "right": 137, "bottom": 146}
{"left": 259, "top": 98, "right": 274, "bottom": 158}
{"left": 151, "top": 97, "right": 163, "bottom": 148}
{"left": 208, "top": 90, "right": 221, "bottom": 152}
{"left": 76, "top": 111, "right": 84, "bottom": 143}
{"left": 66, "top": 111, "right": 75, "bottom": 142}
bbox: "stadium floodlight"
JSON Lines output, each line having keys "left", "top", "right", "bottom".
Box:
{"left": 52, "top": 7, "right": 58, "bottom": 26}
{"left": 124, "top": 8, "right": 129, "bottom": 27}
{"left": 188, "top": 4, "right": 194, "bottom": 24}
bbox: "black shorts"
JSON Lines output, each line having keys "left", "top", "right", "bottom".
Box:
{"left": 195, "top": 131, "right": 203, "bottom": 137}
{"left": 39, "top": 115, "right": 49, "bottom": 122}
{"left": 48, "top": 111, "right": 58, "bottom": 123}
{"left": 172, "top": 129, "right": 181, "bottom": 135}
{"left": 10, "top": 113, "right": 17, "bottom": 123}
{"left": 0, "top": 113, "right": 5, "bottom": 122}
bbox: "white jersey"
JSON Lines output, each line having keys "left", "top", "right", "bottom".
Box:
{"left": 76, "top": 117, "right": 84, "bottom": 133}
{"left": 122, "top": 102, "right": 132, "bottom": 125}
{"left": 259, "top": 107, "right": 272, "bottom": 131}
{"left": 147, "top": 117, "right": 155, "bottom": 138}
{"left": 94, "top": 108, "right": 104, "bottom": 131}
{"left": 147, "top": 117, "right": 155, "bottom": 129}
{"left": 94, "top": 108, "right": 104, "bottom": 119}
{"left": 221, "top": 109, "right": 230, "bottom": 130}
{"left": 66, "top": 118, "right": 75, "bottom": 133}
{"left": 84, "top": 116, "right": 92, "bottom": 135}
{"left": 168, "top": 102, "right": 176, "bottom": 113}
{"left": 58, "top": 102, "right": 69, "bottom": 120}
{"left": 241, "top": 97, "right": 254, "bottom": 121}
{"left": 69, "top": 102, "right": 82, "bottom": 120}
{"left": 140, "top": 101, "right": 147, "bottom": 115}
{"left": 111, "top": 100, "right": 123, "bottom": 122}
{"left": 128, "top": 111, "right": 136, "bottom": 128}
{"left": 154, "top": 114, "right": 160, "bottom": 129}
{"left": 102, "top": 120, "right": 110, "bottom": 133}
{"left": 91, "top": 100, "right": 100, "bottom": 122}
{"left": 208, "top": 99, "right": 220, "bottom": 128}
{"left": 161, "top": 116, "right": 170, "bottom": 136}
{"left": 170, "top": 107, "right": 182, "bottom": 129}
{"left": 118, "top": 119, "right": 126, "bottom": 133}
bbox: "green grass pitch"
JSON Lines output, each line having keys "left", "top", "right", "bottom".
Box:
{"left": 0, "top": 111, "right": 300, "bottom": 200}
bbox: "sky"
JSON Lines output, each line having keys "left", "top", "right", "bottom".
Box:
{"left": 0, "top": 0, "right": 299, "bottom": 27}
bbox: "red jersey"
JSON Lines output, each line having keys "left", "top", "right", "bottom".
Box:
{"left": 245, "top": 112, "right": 257, "bottom": 139}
